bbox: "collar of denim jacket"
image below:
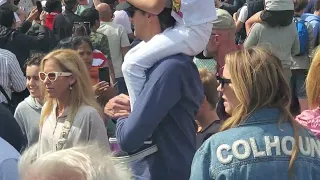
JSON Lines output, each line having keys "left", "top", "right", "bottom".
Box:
{"left": 238, "top": 108, "right": 281, "bottom": 126}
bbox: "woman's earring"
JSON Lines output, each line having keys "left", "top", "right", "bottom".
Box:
{"left": 69, "top": 85, "right": 72, "bottom": 90}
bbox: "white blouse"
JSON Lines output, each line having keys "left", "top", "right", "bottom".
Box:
{"left": 38, "top": 103, "right": 110, "bottom": 155}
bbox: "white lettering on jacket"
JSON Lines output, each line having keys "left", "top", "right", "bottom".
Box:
{"left": 217, "top": 136, "right": 320, "bottom": 164}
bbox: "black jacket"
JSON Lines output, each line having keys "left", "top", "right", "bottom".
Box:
{"left": 0, "top": 104, "right": 25, "bottom": 152}
{"left": 53, "top": 10, "right": 82, "bottom": 41}
{"left": 0, "top": 21, "right": 52, "bottom": 70}
{"left": 221, "top": 0, "right": 246, "bottom": 15}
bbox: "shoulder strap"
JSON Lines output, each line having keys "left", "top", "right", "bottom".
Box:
{"left": 56, "top": 116, "right": 74, "bottom": 151}
{"left": 0, "top": 85, "right": 12, "bottom": 104}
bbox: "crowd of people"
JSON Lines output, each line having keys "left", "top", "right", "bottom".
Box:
{"left": 1, "top": 0, "right": 320, "bottom": 179}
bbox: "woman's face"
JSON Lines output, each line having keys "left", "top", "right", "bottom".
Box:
{"left": 76, "top": 42, "right": 93, "bottom": 71}
{"left": 26, "top": 65, "right": 42, "bottom": 98}
{"left": 217, "top": 65, "right": 240, "bottom": 115}
{"left": 42, "top": 59, "right": 74, "bottom": 100}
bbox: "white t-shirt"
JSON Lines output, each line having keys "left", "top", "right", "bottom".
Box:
{"left": 238, "top": 5, "right": 248, "bottom": 23}
{"left": 171, "top": 0, "right": 217, "bottom": 26}
{"left": 113, "top": 10, "right": 133, "bottom": 34}
{"left": 97, "top": 21, "right": 131, "bottom": 78}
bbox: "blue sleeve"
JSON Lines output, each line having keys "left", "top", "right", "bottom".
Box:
{"left": 116, "top": 63, "right": 182, "bottom": 152}
{"left": 0, "top": 159, "right": 19, "bottom": 180}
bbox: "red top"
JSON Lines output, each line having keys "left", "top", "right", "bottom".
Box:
{"left": 45, "top": 12, "right": 60, "bottom": 30}
{"left": 89, "top": 50, "right": 110, "bottom": 85}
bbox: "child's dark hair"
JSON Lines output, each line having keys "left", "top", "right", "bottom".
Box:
{"left": 24, "top": 53, "right": 45, "bottom": 68}
{"left": 294, "top": 0, "right": 309, "bottom": 12}
{"left": 71, "top": 36, "right": 94, "bottom": 51}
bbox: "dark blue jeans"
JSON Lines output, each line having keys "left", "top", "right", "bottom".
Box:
{"left": 116, "top": 77, "right": 128, "bottom": 95}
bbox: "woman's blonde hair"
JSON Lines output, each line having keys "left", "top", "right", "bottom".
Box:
{"left": 39, "top": 49, "right": 101, "bottom": 126}
{"left": 307, "top": 47, "right": 320, "bottom": 109}
{"left": 220, "top": 47, "right": 300, "bottom": 171}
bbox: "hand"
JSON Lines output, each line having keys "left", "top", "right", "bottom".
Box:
{"left": 233, "top": 12, "right": 239, "bottom": 20}
{"left": 26, "top": 8, "right": 39, "bottom": 22}
{"left": 93, "top": 81, "right": 110, "bottom": 96}
{"left": 39, "top": 11, "right": 47, "bottom": 21}
{"left": 104, "top": 94, "right": 130, "bottom": 119}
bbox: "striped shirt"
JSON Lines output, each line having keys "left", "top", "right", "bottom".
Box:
{"left": 0, "top": 49, "right": 26, "bottom": 103}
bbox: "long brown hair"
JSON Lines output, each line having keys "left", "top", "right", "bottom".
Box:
{"left": 220, "top": 47, "right": 300, "bottom": 171}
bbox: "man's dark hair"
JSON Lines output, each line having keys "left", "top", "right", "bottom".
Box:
{"left": 294, "top": 0, "right": 309, "bottom": 12}
{"left": 64, "top": 0, "right": 78, "bottom": 10}
{"left": 315, "top": 0, "right": 320, "bottom": 11}
{"left": 24, "top": 53, "right": 45, "bottom": 68}
{"left": 0, "top": 8, "right": 14, "bottom": 28}
{"left": 158, "top": 8, "right": 175, "bottom": 31}
{"left": 80, "top": 8, "right": 100, "bottom": 28}
{"left": 13, "top": 0, "right": 20, "bottom": 5}
{"left": 45, "top": 0, "right": 62, "bottom": 13}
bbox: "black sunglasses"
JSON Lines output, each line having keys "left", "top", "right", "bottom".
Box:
{"left": 216, "top": 76, "right": 231, "bottom": 88}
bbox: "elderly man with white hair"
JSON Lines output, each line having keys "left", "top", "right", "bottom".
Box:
{"left": 19, "top": 143, "right": 132, "bottom": 180}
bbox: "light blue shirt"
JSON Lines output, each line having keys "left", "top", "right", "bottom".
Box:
{"left": 0, "top": 138, "right": 20, "bottom": 180}
{"left": 0, "top": 159, "right": 19, "bottom": 180}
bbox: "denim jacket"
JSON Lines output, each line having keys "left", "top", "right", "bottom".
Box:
{"left": 190, "top": 108, "right": 320, "bottom": 180}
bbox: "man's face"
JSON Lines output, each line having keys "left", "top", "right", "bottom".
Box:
{"left": 131, "top": 9, "right": 148, "bottom": 40}
{"left": 206, "top": 29, "right": 220, "bottom": 56}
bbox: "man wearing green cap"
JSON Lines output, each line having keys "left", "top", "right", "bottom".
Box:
{"left": 204, "top": 8, "right": 240, "bottom": 76}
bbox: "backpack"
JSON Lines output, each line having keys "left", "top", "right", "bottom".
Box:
{"left": 294, "top": 17, "right": 309, "bottom": 55}
{"left": 309, "top": 19, "right": 320, "bottom": 47}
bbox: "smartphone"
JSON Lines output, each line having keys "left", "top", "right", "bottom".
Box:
{"left": 36, "top": 1, "right": 43, "bottom": 14}
{"left": 98, "top": 67, "right": 110, "bottom": 84}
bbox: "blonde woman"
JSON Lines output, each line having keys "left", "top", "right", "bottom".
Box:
{"left": 37, "top": 49, "right": 109, "bottom": 155}
{"left": 296, "top": 48, "right": 320, "bottom": 138}
{"left": 190, "top": 47, "right": 320, "bottom": 180}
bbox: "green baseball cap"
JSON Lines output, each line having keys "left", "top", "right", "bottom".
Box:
{"left": 212, "top": 8, "right": 236, "bottom": 30}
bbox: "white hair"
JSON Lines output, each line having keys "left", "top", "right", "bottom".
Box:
{"left": 19, "top": 143, "right": 132, "bottom": 180}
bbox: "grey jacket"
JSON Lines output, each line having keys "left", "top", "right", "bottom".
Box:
{"left": 14, "top": 96, "right": 42, "bottom": 147}
{"left": 244, "top": 22, "right": 300, "bottom": 69}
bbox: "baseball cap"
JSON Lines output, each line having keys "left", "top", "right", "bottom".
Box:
{"left": 212, "top": 8, "right": 236, "bottom": 30}
{"left": 265, "top": 0, "right": 294, "bottom": 11}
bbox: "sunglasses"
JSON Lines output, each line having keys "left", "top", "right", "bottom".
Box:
{"left": 216, "top": 76, "right": 231, "bottom": 88}
{"left": 39, "top": 72, "right": 72, "bottom": 82}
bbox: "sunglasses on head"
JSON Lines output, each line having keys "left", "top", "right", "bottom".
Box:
{"left": 216, "top": 76, "right": 231, "bottom": 88}
{"left": 39, "top": 72, "right": 72, "bottom": 82}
